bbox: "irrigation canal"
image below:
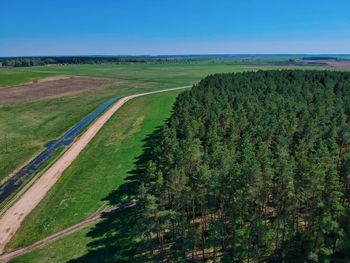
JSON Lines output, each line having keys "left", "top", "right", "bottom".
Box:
{"left": 0, "top": 96, "right": 122, "bottom": 205}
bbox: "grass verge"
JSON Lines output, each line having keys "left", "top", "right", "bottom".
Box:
{"left": 9, "top": 227, "right": 93, "bottom": 263}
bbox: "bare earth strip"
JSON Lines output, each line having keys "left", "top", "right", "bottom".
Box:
{"left": 303, "top": 59, "right": 350, "bottom": 69}
{"left": 0, "top": 86, "right": 189, "bottom": 256}
{"left": 0, "top": 201, "right": 137, "bottom": 263}
{"left": 0, "top": 76, "right": 121, "bottom": 104}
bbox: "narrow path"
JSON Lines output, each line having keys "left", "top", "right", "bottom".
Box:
{"left": 0, "top": 200, "right": 138, "bottom": 262}
{"left": 0, "top": 86, "right": 190, "bottom": 255}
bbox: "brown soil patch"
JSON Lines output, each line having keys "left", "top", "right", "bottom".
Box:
{"left": 0, "top": 76, "right": 121, "bottom": 105}
{"left": 325, "top": 60, "right": 350, "bottom": 68}
{"left": 303, "top": 59, "right": 350, "bottom": 69}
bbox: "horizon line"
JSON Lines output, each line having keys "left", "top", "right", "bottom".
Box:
{"left": 1, "top": 53, "right": 350, "bottom": 59}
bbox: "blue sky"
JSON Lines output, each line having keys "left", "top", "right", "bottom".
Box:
{"left": 1, "top": 0, "right": 349, "bottom": 56}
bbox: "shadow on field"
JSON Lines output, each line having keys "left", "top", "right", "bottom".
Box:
{"left": 69, "top": 126, "right": 163, "bottom": 263}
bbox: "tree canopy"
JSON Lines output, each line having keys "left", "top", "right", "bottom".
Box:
{"left": 136, "top": 70, "right": 350, "bottom": 262}
{"left": 0, "top": 56, "right": 168, "bottom": 67}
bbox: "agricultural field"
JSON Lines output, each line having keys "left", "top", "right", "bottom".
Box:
{"left": 0, "top": 81, "right": 146, "bottom": 183}
{"left": 0, "top": 69, "right": 56, "bottom": 87}
{"left": 0, "top": 60, "right": 330, "bottom": 87}
{"left": 0, "top": 76, "right": 120, "bottom": 104}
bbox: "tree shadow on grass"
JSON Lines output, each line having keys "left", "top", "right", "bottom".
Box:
{"left": 69, "top": 126, "right": 163, "bottom": 263}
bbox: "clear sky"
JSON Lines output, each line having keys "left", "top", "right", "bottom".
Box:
{"left": 1, "top": 0, "right": 350, "bottom": 56}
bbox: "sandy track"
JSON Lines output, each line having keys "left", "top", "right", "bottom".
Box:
{"left": 0, "top": 209, "right": 107, "bottom": 263}
{"left": 0, "top": 86, "right": 190, "bottom": 255}
{"left": 0, "top": 200, "right": 138, "bottom": 262}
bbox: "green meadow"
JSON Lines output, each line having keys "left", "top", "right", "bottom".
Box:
{"left": 1, "top": 60, "right": 327, "bottom": 87}
{"left": 9, "top": 227, "right": 93, "bottom": 263}
{"left": 0, "top": 83, "right": 149, "bottom": 183}
{"left": 0, "top": 69, "right": 56, "bottom": 87}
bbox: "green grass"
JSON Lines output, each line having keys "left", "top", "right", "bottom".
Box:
{"left": 6, "top": 89, "right": 184, "bottom": 251}
{"left": 0, "top": 82, "right": 155, "bottom": 182}
{"left": 9, "top": 227, "right": 93, "bottom": 263}
{"left": 1, "top": 60, "right": 331, "bottom": 87}
{"left": 1, "top": 61, "right": 241, "bottom": 87}
{"left": 0, "top": 68, "right": 56, "bottom": 87}
{"left": 17, "top": 62, "right": 254, "bottom": 85}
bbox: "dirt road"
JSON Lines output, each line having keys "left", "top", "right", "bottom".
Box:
{"left": 0, "top": 200, "right": 138, "bottom": 262}
{"left": 0, "top": 86, "right": 190, "bottom": 255}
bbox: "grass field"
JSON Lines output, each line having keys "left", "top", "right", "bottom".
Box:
{"left": 0, "top": 69, "right": 56, "bottom": 87}
{"left": 0, "top": 82, "right": 155, "bottom": 183}
{"left": 16, "top": 62, "right": 257, "bottom": 86}
{"left": 0, "top": 61, "right": 330, "bottom": 87}
{"left": 9, "top": 227, "right": 93, "bottom": 263}
{"left": 6, "top": 89, "right": 184, "bottom": 252}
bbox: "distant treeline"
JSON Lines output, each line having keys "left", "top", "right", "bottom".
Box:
{"left": 1, "top": 55, "right": 348, "bottom": 68}
{"left": 0, "top": 56, "right": 169, "bottom": 67}
{"left": 302, "top": 56, "right": 348, "bottom": 61}
{"left": 134, "top": 70, "right": 350, "bottom": 262}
